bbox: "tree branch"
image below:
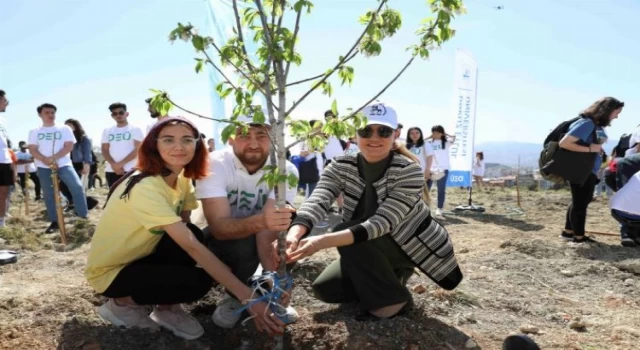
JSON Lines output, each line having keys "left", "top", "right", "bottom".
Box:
{"left": 286, "top": 50, "right": 358, "bottom": 87}
{"left": 285, "top": 0, "right": 388, "bottom": 117}
{"left": 284, "top": 7, "right": 302, "bottom": 80}
{"left": 205, "top": 57, "right": 239, "bottom": 91}
{"left": 231, "top": 0, "right": 258, "bottom": 74}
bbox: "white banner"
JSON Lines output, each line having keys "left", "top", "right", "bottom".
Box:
{"left": 446, "top": 50, "right": 478, "bottom": 188}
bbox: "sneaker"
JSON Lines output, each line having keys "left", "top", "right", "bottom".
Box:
{"left": 150, "top": 304, "right": 204, "bottom": 340}
{"left": 435, "top": 208, "right": 444, "bottom": 217}
{"left": 45, "top": 222, "right": 59, "bottom": 234}
{"left": 572, "top": 236, "right": 596, "bottom": 244}
{"left": 560, "top": 231, "right": 574, "bottom": 241}
{"left": 64, "top": 204, "right": 75, "bottom": 213}
{"left": 621, "top": 237, "right": 637, "bottom": 247}
{"left": 34, "top": 196, "right": 42, "bottom": 201}
{"left": 212, "top": 294, "right": 243, "bottom": 329}
{"left": 97, "top": 299, "right": 159, "bottom": 330}
{"left": 271, "top": 304, "right": 299, "bottom": 325}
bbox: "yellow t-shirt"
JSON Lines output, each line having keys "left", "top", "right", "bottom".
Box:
{"left": 85, "top": 172, "right": 199, "bottom": 293}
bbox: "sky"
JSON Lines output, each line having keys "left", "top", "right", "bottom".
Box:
{"left": 2, "top": 0, "right": 640, "bottom": 154}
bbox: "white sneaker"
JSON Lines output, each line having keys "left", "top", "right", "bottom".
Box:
{"left": 435, "top": 208, "right": 443, "bottom": 217}
{"left": 150, "top": 304, "right": 204, "bottom": 340}
{"left": 97, "top": 299, "right": 159, "bottom": 330}
{"left": 271, "top": 305, "right": 299, "bottom": 325}
{"left": 212, "top": 294, "right": 243, "bottom": 329}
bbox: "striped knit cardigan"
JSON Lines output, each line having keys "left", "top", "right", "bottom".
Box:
{"left": 293, "top": 152, "right": 463, "bottom": 290}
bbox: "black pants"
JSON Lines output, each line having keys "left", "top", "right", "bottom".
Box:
{"left": 102, "top": 223, "right": 213, "bottom": 305}
{"left": 106, "top": 172, "right": 123, "bottom": 189}
{"left": 565, "top": 173, "right": 598, "bottom": 237}
{"left": 89, "top": 163, "right": 102, "bottom": 189}
{"left": 205, "top": 228, "right": 260, "bottom": 290}
{"left": 311, "top": 222, "right": 414, "bottom": 311}
{"left": 17, "top": 172, "right": 41, "bottom": 198}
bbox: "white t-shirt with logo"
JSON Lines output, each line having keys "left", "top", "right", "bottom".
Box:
{"left": 0, "top": 117, "right": 12, "bottom": 164}
{"left": 101, "top": 124, "right": 145, "bottom": 172}
{"left": 28, "top": 125, "right": 76, "bottom": 168}
{"left": 196, "top": 148, "right": 299, "bottom": 218}
{"left": 408, "top": 144, "right": 433, "bottom": 172}
{"left": 16, "top": 150, "right": 37, "bottom": 173}
{"left": 427, "top": 139, "right": 453, "bottom": 170}
{"left": 610, "top": 171, "right": 640, "bottom": 216}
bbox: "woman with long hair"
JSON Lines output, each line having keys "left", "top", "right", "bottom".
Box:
{"left": 405, "top": 127, "right": 433, "bottom": 180}
{"left": 275, "top": 103, "right": 461, "bottom": 320}
{"left": 86, "top": 117, "right": 285, "bottom": 340}
{"left": 426, "top": 125, "right": 456, "bottom": 217}
{"left": 558, "top": 97, "right": 624, "bottom": 243}
{"left": 59, "top": 119, "right": 93, "bottom": 211}
{"left": 473, "top": 151, "right": 485, "bottom": 188}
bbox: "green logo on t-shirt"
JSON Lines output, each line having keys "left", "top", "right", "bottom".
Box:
{"left": 108, "top": 132, "right": 132, "bottom": 142}
{"left": 228, "top": 189, "right": 268, "bottom": 212}
{"left": 38, "top": 132, "right": 62, "bottom": 141}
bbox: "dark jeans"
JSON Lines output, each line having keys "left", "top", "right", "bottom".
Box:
{"left": 427, "top": 170, "right": 449, "bottom": 209}
{"left": 299, "top": 182, "right": 317, "bottom": 198}
{"left": 102, "top": 223, "right": 213, "bottom": 305}
{"left": 565, "top": 173, "right": 598, "bottom": 237}
{"left": 311, "top": 223, "right": 414, "bottom": 311}
{"left": 17, "top": 172, "right": 41, "bottom": 198}
{"left": 106, "top": 172, "right": 123, "bottom": 189}
{"left": 205, "top": 229, "right": 260, "bottom": 292}
{"left": 612, "top": 209, "right": 640, "bottom": 241}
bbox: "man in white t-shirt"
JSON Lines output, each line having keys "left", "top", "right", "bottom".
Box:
{"left": 611, "top": 170, "right": 640, "bottom": 246}
{"left": 145, "top": 98, "right": 170, "bottom": 134}
{"left": 196, "top": 115, "right": 299, "bottom": 329}
{"left": 28, "top": 103, "right": 88, "bottom": 233}
{"left": 101, "top": 102, "right": 145, "bottom": 187}
{"left": 16, "top": 141, "right": 41, "bottom": 200}
{"left": 0, "top": 89, "right": 13, "bottom": 228}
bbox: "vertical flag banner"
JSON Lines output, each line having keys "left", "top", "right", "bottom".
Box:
{"left": 446, "top": 50, "right": 478, "bottom": 187}
{"left": 205, "top": 0, "right": 260, "bottom": 150}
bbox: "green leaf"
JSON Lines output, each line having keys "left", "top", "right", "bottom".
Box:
{"left": 221, "top": 124, "right": 236, "bottom": 144}
{"left": 321, "top": 81, "right": 333, "bottom": 96}
{"left": 192, "top": 35, "right": 205, "bottom": 51}
{"left": 194, "top": 59, "right": 204, "bottom": 73}
{"left": 331, "top": 99, "right": 338, "bottom": 117}
{"left": 287, "top": 173, "right": 299, "bottom": 189}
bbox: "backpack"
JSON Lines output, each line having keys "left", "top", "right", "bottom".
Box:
{"left": 612, "top": 133, "right": 633, "bottom": 157}
{"left": 538, "top": 116, "right": 582, "bottom": 183}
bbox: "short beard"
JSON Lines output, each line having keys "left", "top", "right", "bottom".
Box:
{"left": 234, "top": 149, "right": 268, "bottom": 170}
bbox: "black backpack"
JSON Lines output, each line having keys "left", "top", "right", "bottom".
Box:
{"left": 612, "top": 133, "right": 633, "bottom": 157}
{"left": 538, "top": 116, "right": 581, "bottom": 183}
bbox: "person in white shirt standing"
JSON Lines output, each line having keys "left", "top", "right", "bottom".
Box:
{"left": 196, "top": 115, "right": 299, "bottom": 329}
{"left": 102, "top": 103, "right": 145, "bottom": 188}
{"left": 28, "top": 103, "right": 88, "bottom": 233}
{"left": 0, "top": 90, "right": 12, "bottom": 228}
{"left": 145, "top": 98, "right": 170, "bottom": 134}
{"left": 473, "top": 151, "right": 486, "bottom": 188}
{"left": 405, "top": 127, "right": 433, "bottom": 180}
{"left": 16, "top": 141, "right": 41, "bottom": 201}
{"left": 426, "top": 125, "right": 456, "bottom": 218}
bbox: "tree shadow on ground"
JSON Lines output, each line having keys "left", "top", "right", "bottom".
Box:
{"left": 311, "top": 304, "right": 480, "bottom": 350}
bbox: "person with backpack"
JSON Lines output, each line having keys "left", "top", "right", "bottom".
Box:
{"left": 557, "top": 97, "right": 624, "bottom": 243}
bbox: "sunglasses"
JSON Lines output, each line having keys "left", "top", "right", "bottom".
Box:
{"left": 357, "top": 125, "right": 394, "bottom": 138}
{"left": 111, "top": 111, "right": 126, "bottom": 116}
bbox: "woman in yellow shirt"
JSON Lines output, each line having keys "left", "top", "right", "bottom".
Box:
{"left": 85, "top": 117, "right": 284, "bottom": 340}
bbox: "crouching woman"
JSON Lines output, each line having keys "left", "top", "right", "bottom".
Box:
{"left": 277, "top": 103, "right": 463, "bottom": 320}
{"left": 85, "top": 117, "right": 284, "bottom": 340}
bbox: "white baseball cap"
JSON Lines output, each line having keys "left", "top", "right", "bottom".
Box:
{"left": 362, "top": 102, "right": 398, "bottom": 129}
{"left": 236, "top": 108, "right": 271, "bottom": 127}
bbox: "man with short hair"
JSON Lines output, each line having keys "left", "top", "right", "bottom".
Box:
{"left": 16, "top": 141, "right": 41, "bottom": 200}
{"left": 145, "top": 98, "right": 170, "bottom": 134}
{"left": 395, "top": 123, "right": 405, "bottom": 145}
{"left": 101, "top": 103, "right": 144, "bottom": 187}
{"left": 0, "top": 90, "right": 12, "bottom": 227}
{"left": 196, "top": 116, "right": 299, "bottom": 329}
{"left": 28, "top": 103, "right": 88, "bottom": 233}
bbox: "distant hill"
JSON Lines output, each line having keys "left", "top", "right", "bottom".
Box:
{"left": 476, "top": 139, "right": 619, "bottom": 167}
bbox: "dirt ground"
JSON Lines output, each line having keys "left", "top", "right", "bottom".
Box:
{"left": 1, "top": 185, "right": 639, "bottom": 350}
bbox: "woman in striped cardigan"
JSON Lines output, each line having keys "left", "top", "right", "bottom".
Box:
{"left": 278, "top": 103, "right": 462, "bottom": 319}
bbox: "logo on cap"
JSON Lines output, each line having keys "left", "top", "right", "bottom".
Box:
{"left": 369, "top": 104, "right": 387, "bottom": 116}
